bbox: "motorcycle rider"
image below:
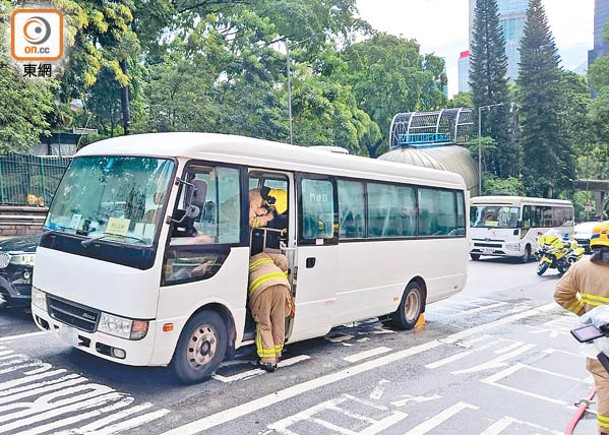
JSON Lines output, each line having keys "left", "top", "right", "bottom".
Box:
{"left": 554, "top": 220, "right": 609, "bottom": 434}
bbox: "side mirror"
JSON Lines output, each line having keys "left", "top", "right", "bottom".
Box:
{"left": 516, "top": 219, "right": 523, "bottom": 228}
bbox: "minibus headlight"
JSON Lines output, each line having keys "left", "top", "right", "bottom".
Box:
{"left": 98, "top": 312, "right": 148, "bottom": 340}
{"left": 506, "top": 243, "right": 520, "bottom": 251}
{"left": 31, "top": 286, "right": 47, "bottom": 311}
{"left": 10, "top": 253, "right": 35, "bottom": 266}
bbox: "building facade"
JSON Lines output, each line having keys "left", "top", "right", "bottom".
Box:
{"left": 460, "top": 0, "right": 528, "bottom": 91}
{"left": 589, "top": 0, "right": 609, "bottom": 66}
{"left": 458, "top": 50, "right": 471, "bottom": 93}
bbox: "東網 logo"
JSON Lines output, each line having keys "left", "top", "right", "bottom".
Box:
{"left": 11, "top": 9, "right": 63, "bottom": 61}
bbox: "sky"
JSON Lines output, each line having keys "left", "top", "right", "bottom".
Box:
{"left": 356, "top": 0, "right": 594, "bottom": 97}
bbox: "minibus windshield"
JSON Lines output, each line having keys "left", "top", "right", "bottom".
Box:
{"left": 470, "top": 205, "right": 520, "bottom": 229}
{"left": 44, "top": 156, "right": 175, "bottom": 246}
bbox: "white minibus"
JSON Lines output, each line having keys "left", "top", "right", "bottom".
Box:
{"left": 469, "top": 196, "right": 574, "bottom": 262}
{"left": 31, "top": 133, "right": 468, "bottom": 383}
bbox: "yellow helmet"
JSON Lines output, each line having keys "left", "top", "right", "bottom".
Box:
{"left": 268, "top": 189, "right": 287, "bottom": 215}
{"left": 590, "top": 221, "right": 609, "bottom": 248}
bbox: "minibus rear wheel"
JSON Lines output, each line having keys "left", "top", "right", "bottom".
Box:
{"left": 391, "top": 282, "right": 424, "bottom": 330}
{"left": 171, "top": 310, "right": 228, "bottom": 384}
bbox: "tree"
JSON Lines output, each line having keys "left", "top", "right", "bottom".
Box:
{"left": 447, "top": 92, "right": 473, "bottom": 109}
{"left": 469, "top": 0, "right": 518, "bottom": 178}
{"left": 517, "top": 0, "right": 575, "bottom": 197}
{"left": 340, "top": 33, "right": 447, "bottom": 157}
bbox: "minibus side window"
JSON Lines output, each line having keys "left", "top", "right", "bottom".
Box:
{"left": 300, "top": 178, "right": 336, "bottom": 242}
{"left": 163, "top": 164, "right": 241, "bottom": 285}
{"left": 337, "top": 180, "right": 365, "bottom": 239}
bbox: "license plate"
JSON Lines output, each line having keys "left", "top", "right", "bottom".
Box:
{"left": 482, "top": 248, "right": 493, "bottom": 254}
{"left": 58, "top": 324, "right": 79, "bottom": 345}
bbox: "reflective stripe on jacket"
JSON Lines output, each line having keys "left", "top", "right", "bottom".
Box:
{"left": 554, "top": 258, "right": 609, "bottom": 316}
{"left": 248, "top": 252, "right": 290, "bottom": 298}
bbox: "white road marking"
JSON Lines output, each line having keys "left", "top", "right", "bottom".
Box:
{"left": 162, "top": 302, "right": 557, "bottom": 435}
{"left": 0, "top": 375, "right": 87, "bottom": 404}
{"left": 402, "top": 401, "right": 479, "bottom": 435}
{"left": 212, "top": 355, "right": 311, "bottom": 383}
{"left": 345, "top": 347, "right": 392, "bottom": 363}
{"left": 425, "top": 351, "right": 473, "bottom": 369}
{"left": 0, "top": 392, "right": 124, "bottom": 434}
{"left": 369, "top": 379, "right": 390, "bottom": 400}
{"left": 427, "top": 338, "right": 517, "bottom": 369}
{"left": 481, "top": 363, "right": 573, "bottom": 405}
{"left": 268, "top": 393, "right": 407, "bottom": 435}
{"left": 0, "top": 348, "right": 170, "bottom": 434}
{"left": 451, "top": 344, "right": 536, "bottom": 375}
{"left": 85, "top": 409, "right": 171, "bottom": 435}
{"left": 454, "top": 335, "right": 491, "bottom": 348}
{"left": 0, "top": 332, "right": 46, "bottom": 343}
{"left": 452, "top": 303, "right": 507, "bottom": 317}
{"left": 493, "top": 341, "right": 526, "bottom": 354}
{"left": 390, "top": 394, "right": 441, "bottom": 407}
{"left": 481, "top": 416, "right": 562, "bottom": 435}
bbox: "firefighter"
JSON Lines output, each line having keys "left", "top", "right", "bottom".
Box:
{"left": 555, "top": 220, "right": 609, "bottom": 435}
{"left": 248, "top": 250, "right": 293, "bottom": 372}
{"left": 249, "top": 188, "right": 273, "bottom": 229}
{"left": 249, "top": 187, "right": 288, "bottom": 229}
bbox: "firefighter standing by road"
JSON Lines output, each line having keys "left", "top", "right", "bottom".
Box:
{"left": 248, "top": 251, "right": 293, "bottom": 372}
{"left": 555, "top": 221, "right": 609, "bottom": 434}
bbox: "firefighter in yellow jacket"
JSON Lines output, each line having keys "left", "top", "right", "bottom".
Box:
{"left": 555, "top": 220, "right": 609, "bottom": 435}
{"left": 248, "top": 251, "right": 293, "bottom": 372}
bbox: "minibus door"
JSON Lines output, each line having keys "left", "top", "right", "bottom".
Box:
{"left": 289, "top": 174, "right": 338, "bottom": 342}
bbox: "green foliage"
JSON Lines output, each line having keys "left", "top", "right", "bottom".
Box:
{"left": 482, "top": 174, "right": 524, "bottom": 196}
{"left": 340, "top": 33, "right": 447, "bottom": 156}
{"left": 517, "top": 0, "right": 575, "bottom": 197}
{"left": 447, "top": 92, "right": 473, "bottom": 109}
{"left": 470, "top": 0, "right": 518, "bottom": 178}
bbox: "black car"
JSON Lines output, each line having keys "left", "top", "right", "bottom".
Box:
{"left": 0, "top": 234, "right": 40, "bottom": 308}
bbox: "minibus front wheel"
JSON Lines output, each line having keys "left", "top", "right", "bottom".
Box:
{"left": 171, "top": 310, "right": 228, "bottom": 384}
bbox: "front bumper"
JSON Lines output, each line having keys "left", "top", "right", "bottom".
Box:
{"left": 470, "top": 241, "right": 522, "bottom": 257}
{"left": 31, "top": 304, "right": 161, "bottom": 367}
{"left": 0, "top": 269, "right": 32, "bottom": 307}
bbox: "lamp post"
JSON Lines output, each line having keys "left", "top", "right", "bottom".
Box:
{"left": 286, "top": 42, "right": 293, "bottom": 144}
{"left": 477, "top": 102, "right": 506, "bottom": 195}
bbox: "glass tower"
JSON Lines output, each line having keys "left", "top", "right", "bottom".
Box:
{"left": 588, "top": 0, "right": 609, "bottom": 65}
{"left": 463, "top": 0, "right": 528, "bottom": 88}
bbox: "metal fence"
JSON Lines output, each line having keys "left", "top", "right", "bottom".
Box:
{"left": 0, "top": 153, "right": 70, "bottom": 206}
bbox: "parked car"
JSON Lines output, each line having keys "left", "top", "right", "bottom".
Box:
{"left": 573, "top": 221, "right": 599, "bottom": 254}
{"left": 0, "top": 234, "right": 40, "bottom": 307}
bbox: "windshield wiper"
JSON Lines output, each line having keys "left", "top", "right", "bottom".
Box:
{"left": 81, "top": 233, "right": 147, "bottom": 247}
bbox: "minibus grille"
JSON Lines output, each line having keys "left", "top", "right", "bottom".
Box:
{"left": 474, "top": 242, "right": 502, "bottom": 248}
{"left": 48, "top": 297, "right": 99, "bottom": 333}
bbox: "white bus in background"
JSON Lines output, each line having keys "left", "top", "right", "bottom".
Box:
{"left": 469, "top": 196, "right": 574, "bottom": 262}
{"left": 31, "top": 132, "right": 468, "bottom": 384}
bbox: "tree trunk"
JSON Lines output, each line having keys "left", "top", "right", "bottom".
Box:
{"left": 120, "top": 59, "right": 131, "bottom": 135}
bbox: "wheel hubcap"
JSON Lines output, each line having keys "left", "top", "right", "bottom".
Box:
{"left": 187, "top": 325, "right": 217, "bottom": 370}
{"left": 404, "top": 291, "right": 420, "bottom": 321}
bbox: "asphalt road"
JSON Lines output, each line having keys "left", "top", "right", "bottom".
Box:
{"left": 0, "top": 257, "right": 598, "bottom": 434}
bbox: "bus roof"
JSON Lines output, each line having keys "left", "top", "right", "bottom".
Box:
{"left": 470, "top": 196, "right": 573, "bottom": 207}
{"left": 75, "top": 132, "right": 466, "bottom": 190}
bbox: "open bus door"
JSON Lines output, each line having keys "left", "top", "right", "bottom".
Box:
{"left": 244, "top": 171, "right": 296, "bottom": 342}
{"left": 289, "top": 174, "right": 339, "bottom": 343}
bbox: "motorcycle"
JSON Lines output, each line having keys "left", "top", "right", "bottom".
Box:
{"left": 536, "top": 233, "right": 584, "bottom": 276}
